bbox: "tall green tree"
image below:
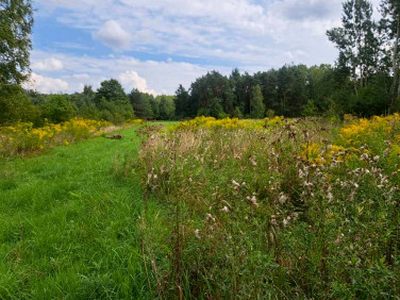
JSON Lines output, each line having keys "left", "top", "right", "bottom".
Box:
{"left": 250, "top": 85, "right": 265, "bottom": 118}
{"left": 174, "top": 85, "right": 190, "bottom": 119}
{"left": 380, "top": 0, "right": 400, "bottom": 111}
{"left": 129, "top": 89, "right": 153, "bottom": 120}
{"left": 327, "top": 0, "right": 379, "bottom": 94}
{"left": 95, "top": 79, "right": 127, "bottom": 103}
{"left": 0, "top": 0, "right": 33, "bottom": 84}
{"left": 158, "top": 95, "right": 175, "bottom": 120}
{"left": 95, "top": 79, "right": 134, "bottom": 122}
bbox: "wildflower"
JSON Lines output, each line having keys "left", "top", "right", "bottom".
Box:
{"left": 231, "top": 179, "right": 240, "bottom": 187}
{"left": 270, "top": 215, "right": 278, "bottom": 227}
{"left": 206, "top": 213, "right": 216, "bottom": 222}
{"left": 303, "top": 181, "right": 314, "bottom": 187}
{"left": 283, "top": 216, "right": 291, "bottom": 227}
{"left": 278, "top": 193, "right": 288, "bottom": 205}
{"left": 334, "top": 233, "right": 345, "bottom": 245}
{"left": 327, "top": 186, "right": 333, "bottom": 202}
{"left": 221, "top": 206, "right": 230, "bottom": 213}
{"left": 246, "top": 195, "right": 259, "bottom": 208}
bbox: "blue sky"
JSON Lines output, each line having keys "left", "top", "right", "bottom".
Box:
{"left": 27, "top": 0, "right": 381, "bottom": 95}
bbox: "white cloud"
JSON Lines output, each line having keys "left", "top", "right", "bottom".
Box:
{"left": 73, "top": 73, "right": 90, "bottom": 80}
{"left": 33, "top": 58, "right": 64, "bottom": 71}
{"left": 34, "top": 0, "right": 354, "bottom": 67}
{"left": 31, "top": 50, "right": 233, "bottom": 95}
{"left": 119, "top": 70, "right": 157, "bottom": 96}
{"left": 31, "top": 0, "right": 387, "bottom": 94}
{"left": 93, "top": 20, "right": 131, "bottom": 50}
{"left": 24, "top": 73, "right": 69, "bottom": 93}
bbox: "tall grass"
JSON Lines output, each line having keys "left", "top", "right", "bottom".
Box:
{"left": 135, "top": 116, "right": 400, "bottom": 298}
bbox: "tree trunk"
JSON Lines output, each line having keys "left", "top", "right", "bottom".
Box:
{"left": 390, "top": 15, "right": 400, "bottom": 112}
{"left": 353, "top": 66, "right": 358, "bottom": 95}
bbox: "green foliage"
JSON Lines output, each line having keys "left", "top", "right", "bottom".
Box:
{"left": 209, "top": 97, "right": 224, "bottom": 118}
{"left": 149, "top": 97, "right": 160, "bottom": 120}
{"left": 380, "top": 0, "right": 400, "bottom": 111}
{"left": 250, "top": 85, "right": 265, "bottom": 118}
{"left": 158, "top": 95, "right": 176, "bottom": 120}
{"left": 0, "top": 84, "right": 39, "bottom": 125}
{"left": 233, "top": 106, "right": 243, "bottom": 119}
{"left": 327, "top": 0, "right": 381, "bottom": 94}
{"left": 302, "top": 99, "right": 319, "bottom": 116}
{"left": 0, "top": 0, "right": 33, "bottom": 84}
{"left": 174, "top": 85, "right": 190, "bottom": 119}
{"left": 129, "top": 89, "right": 154, "bottom": 120}
{"left": 94, "top": 79, "right": 134, "bottom": 124}
{"left": 265, "top": 109, "right": 275, "bottom": 119}
{"left": 95, "top": 79, "right": 127, "bottom": 103}
{"left": 41, "top": 95, "right": 77, "bottom": 123}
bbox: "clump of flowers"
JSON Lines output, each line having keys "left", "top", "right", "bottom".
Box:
{"left": 169, "top": 115, "right": 288, "bottom": 131}
{"left": 0, "top": 118, "right": 111, "bottom": 156}
{"left": 339, "top": 113, "right": 400, "bottom": 149}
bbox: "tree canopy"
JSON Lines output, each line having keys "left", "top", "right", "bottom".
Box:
{"left": 0, "top": 0, "right": 33, "bottom": 84}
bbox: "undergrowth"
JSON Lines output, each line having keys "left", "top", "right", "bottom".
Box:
{"left": 132, "top": 116, "right": 400, "bottom": 299}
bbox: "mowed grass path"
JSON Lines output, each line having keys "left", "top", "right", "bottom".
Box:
{"left": 0, "top": 127, "right": 151, "bottom": 299}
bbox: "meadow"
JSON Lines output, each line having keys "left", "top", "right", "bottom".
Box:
{"left": 134, "top": 115, "right": 400, "bottom": 299}
{"left": 0, "top": 115, "right": 399, "bottom": 298}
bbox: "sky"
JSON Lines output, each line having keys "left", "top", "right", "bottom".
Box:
{"left": 26, "top": 0, "right": 381, "bottom": 95}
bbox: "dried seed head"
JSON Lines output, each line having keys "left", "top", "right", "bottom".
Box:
{"left": 221, "top": 206, "right": 230, "bottom": 213}
{"left": 206, "top": 213, "right": 216, "bottom": 222}
{"left": 279, "top": 193, "right": 288, "bottom": 205}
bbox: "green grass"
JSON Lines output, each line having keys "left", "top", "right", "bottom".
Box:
{"left": 0, "top": 127, "right": 152, "bottom": 299}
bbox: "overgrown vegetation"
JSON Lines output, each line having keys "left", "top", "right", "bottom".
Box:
{"left": 0, "top": 118, "right": 113, "bottom": 157}
{"left": 133, "top": 115, "right": 400, "bottom": 298}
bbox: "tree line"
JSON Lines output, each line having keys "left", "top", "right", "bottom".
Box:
{"left": 1, "top": 0, "right": 400, "bottom": 126}
{"left": 0, "top": 79, "right": 176, "bottom": 126}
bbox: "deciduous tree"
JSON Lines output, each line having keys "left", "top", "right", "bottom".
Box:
{"left": 0, "top": 0, "right": 33, "bottom": 84}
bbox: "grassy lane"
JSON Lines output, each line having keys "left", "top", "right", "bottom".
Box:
{"left": 0, "top": 127, "right": 150, "bottom": 299}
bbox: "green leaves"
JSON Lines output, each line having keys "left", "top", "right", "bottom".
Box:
{"left": 0, "top": 0, "right": 33, "bottom": 84}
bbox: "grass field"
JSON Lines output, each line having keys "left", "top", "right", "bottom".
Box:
{"left": 0, "top": 126, "right": 153, "bottom": 299}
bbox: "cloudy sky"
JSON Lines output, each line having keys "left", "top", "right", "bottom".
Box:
{"left": 27, "top": 0, "right": 381, "bottom": 95}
